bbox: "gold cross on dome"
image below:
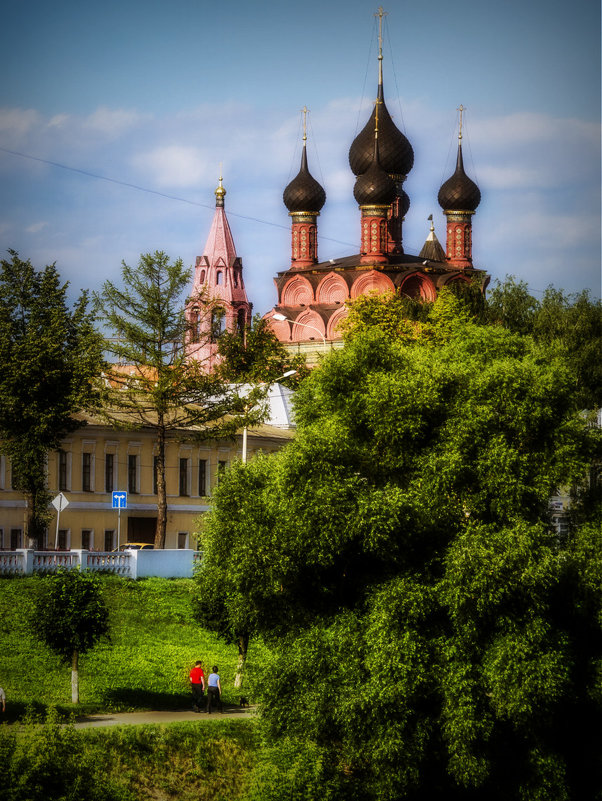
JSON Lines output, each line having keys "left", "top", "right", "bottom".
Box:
{"left": 301, "top": 105, "right": 308, "bottom": 143}
{"left": 457, "top": 104, "right": 465, "bottom": 141}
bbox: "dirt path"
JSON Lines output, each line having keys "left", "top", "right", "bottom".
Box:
{"left": 72, "top": 705, "right": 257, "bottom": 729}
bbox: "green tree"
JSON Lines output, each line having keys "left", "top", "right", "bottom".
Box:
{"left": 31, "top": 570, "right": 110, "bottom": 704}
{"left": 216, "top": 314, "right": 309, "bottom": 385}
{"left": 0, "top": 251, "right": 103, "bottom": 547}
{"left": 95, "top": 251, "right": 266, "bottom": 548}
{"left": 196, "top": 321, "right": 601, "bottom": 800}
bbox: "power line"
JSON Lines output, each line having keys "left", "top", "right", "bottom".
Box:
{"left": 0, "top": 145, "right": 356, "bottom": 249}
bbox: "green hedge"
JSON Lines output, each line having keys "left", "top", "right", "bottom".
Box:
{"left": 0, "top": 710, "right": 257, "bottom": 801}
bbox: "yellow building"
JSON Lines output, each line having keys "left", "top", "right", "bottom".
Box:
{"left": 0, "top": 393, "right": 294, "bottom": 551}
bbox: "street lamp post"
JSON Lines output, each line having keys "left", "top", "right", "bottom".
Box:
{"left": 241, "top": 369, "right": 297, "bottom": 464}
{"left": 272, "top": 312, "right": 327, "bottom": 345}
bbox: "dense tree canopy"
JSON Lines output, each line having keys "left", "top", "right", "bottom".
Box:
{"left": 0, "top": 251, "right": 103, "bottom": 546}
{"left": 195, "top": 299, "right": 601, "bottom": 800}
{"left": 216, "top": 314, "right": 309, "bottom": 386}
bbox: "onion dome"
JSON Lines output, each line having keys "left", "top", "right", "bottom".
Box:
{"left": 438, "top": 142, "right": 481, "bottom": 212}
{"left": 283, "top": 144, "right": 326, "bottom": 213}
{"left": 353, "top": 137, "right": 396, "bottom": 206}
{"left": 215, "top": 175, "right": 226, "bottom": 207}
{"left": 399, "top": 187, "right": 410, "bottom": 217}
{"left": 349, "top": 88, "right": 414, "bottom": 178}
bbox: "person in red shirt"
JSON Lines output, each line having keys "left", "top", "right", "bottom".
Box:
{"left": 189, "top": 661, "right": 205, "bottom": 711}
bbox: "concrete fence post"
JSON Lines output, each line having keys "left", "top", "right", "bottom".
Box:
{"left": 16, "top": 549, "right": 34, "bottom": 575}
{"left": 72, "top": 550, "right": 88, "bottom": 571}
{"left": 128, "top": 549, "right": 139, "bottom": 580}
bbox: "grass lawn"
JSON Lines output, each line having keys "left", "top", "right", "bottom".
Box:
{"left": 0, "top": 574, "right": 258, "bottom": 719}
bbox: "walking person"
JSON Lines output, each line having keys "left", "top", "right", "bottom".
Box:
{"left": 206, "top": 665, "right": 222, "bottom": 714}
{"left": 189, "top": 661, "right": 205, "bottom": 712}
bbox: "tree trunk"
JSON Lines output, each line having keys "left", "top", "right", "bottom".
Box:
{"left": 71, "top": 650, "right": 79, "bottom": 704}
{"left": 234, "top": 633, "right": 249, "bottom": 689}
{"left": 154, "top": 420, "right": 167, "bottom": 549}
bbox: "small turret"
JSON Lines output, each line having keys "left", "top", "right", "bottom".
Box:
{"left": 438, "top": 106, "right": 481, "bottom": 268}
{"left": 419, "top": 215, "right": 446, "bottom": 263}
{"left": 283, "top": 107, "right": 326, "bottom": 270}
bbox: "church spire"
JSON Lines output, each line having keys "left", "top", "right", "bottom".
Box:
{"left": 186, "top": 174, "right": 252, "bottom": 368}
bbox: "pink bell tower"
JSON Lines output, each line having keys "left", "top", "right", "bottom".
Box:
{"left": 186, "top": 175, "right": 252, "bottom": 368}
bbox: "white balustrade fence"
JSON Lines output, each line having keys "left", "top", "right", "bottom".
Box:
{"left": 0, "top": 549, "right": 199, "bottom": 579}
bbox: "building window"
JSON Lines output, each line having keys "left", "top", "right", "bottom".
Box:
{"left": 104, "top": 530, "right": 115, "bottom": 551}
{"left": 179, "top": 458, "right": 190, "bottom": 496}
{"left": 10, "top": 529, "right": 22, "bottom": 550}
{"left": 216, "top": 270, "right": 223, "bottom": 286}
{"left": 128, "top": 455, "right": 138, "bottom": 494}
{"left": 82, "top": 453, "right": 92, "bottom": 492}
{"left": 217, "top": 460, "right": 227, "bottom": 485}
{"left": 105, "top": 454, "right": 114, "bottom": 493}
{"left": 81, "top": 529, "right": 92, "bottom": 550}
{"left": 237, "top": 308, "right": 246, "bottom": 332}
{"left": 198, "top": 459, "right": 207, "bottom": 496}
{"left": 177, "top": 532, "right": 188, "bottom": 549}
{"left": 58, "top": 450, "right": 68, "bottom": 491}
{"left": 153, "top": 456, "right": 158, "bottom": 495}
{"left": 0, "top": 529, "right": 4, "bottom": 549}
{"left": 211, "top": 308, "right": 226, "bottom": 341}
{"left": 57, "top": 529, "right": 68, "bottom": 550}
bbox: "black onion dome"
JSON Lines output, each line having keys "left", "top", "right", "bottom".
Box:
{"left": 399, "top": 187, "right": 410, "bottom": 217}
{"left": 349, "top": 89, "right": 414, "bottom": 178}
{"left": 283, "top": 146, "right": 326, "bottom": 213}
{"left": 353, "top": 140, "right": 397, "bottom": 206}
{"left": 438, "top": 144, "right": 481, "bottom": 211}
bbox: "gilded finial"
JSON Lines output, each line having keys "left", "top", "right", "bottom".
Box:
{"left": 428, "top": 213, "right": 434, "bottom": 232}
{"left": 375, "top": 7, "right": 387, "bottom": 87}
{"left": 301, "top": 105, "right": 308, "bottom": 145}
{"left": 215, "top": 167, "right": 226, "bottom": 207}
{"left": 375, "top": 96, "right": 380, "bottom": 138}
{"left": 458, "top": 104, "right": 465, "bottom": 142}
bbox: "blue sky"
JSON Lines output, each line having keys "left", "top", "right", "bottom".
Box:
{"left": 1, "top": 0, "right": 600, "bottom": 314}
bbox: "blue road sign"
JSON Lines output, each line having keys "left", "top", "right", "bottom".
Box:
{"left": 112, "top": 491, "right": 127, "bottom": 509}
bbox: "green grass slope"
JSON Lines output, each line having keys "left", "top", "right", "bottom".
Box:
{"left": 0, "top": 575, "right": 248, "bottom": 718}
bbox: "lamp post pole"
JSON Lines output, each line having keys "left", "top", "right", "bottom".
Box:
{"left": 272, "top": 313, "right": 327, "bottom": 346}
{"left": 242, "top": 369, "right": 297, "bottom": 464}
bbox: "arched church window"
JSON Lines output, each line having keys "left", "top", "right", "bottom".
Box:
{"left": 190, "top": 308, "right": 201, "bottom": 343}
{"left": 200, "top": 269, "right": 206, "bottom": 283}
{"left": 211, "top": 307, "right": 226, "bottom": 341}
{"left": 216, "top": 271, "right": 223, "bottom": 286}
{"left": 237, "top": 308, "right": 247, "bottom": 332}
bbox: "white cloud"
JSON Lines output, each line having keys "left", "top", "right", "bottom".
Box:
{"left": 0, "top": 108, "right": 40, "bottom": 135}
{"left": 25, "top": 222, "right": 49, "bottom": 234}
{"left": 47, "top": 114, "right": 71, "bottom": 129}
{"left": 131, "top": 145, "right": 208, "bottom": 188}
{"left": 83, "top": 107, "right": 145, "bottom": 137}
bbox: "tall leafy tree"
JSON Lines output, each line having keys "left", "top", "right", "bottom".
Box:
{"left": 216, "top": 314, "right": 309, "bottom": 386}
{"left": 95, "top": 251, "right": 265, "bottom": 549}
{"left": 31, "top": 569, "right": 109, "bottom": 704}
{"left": 195, "top": 315, "right": 601, "bottom": 799}
{"left": 0, "top": 251, "right": 103, "bottom": 547}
